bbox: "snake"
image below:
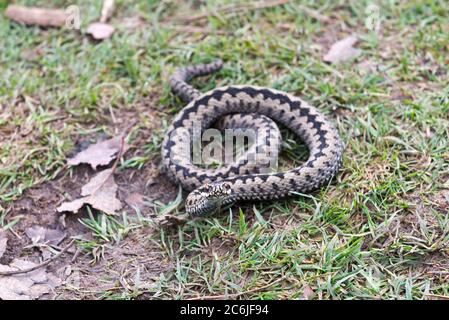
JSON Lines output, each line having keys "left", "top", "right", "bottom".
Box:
{"left": 162, "top": 60, "right": 343, "bottom": 216}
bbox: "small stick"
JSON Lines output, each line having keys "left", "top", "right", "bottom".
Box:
{"left": 424, "top": 293, "right": 449, "bottom": 300}
{"left": 70, "top": 247, "right": 82, "bottom": 263}
{"left": 5, "top": 5, "right": 70, "bottom": 27}
{"left": 155, "top": 213, "right": 189, "bottom": 227}
{"left": 426, "top": 270, "right": 449, "bottom": 275}
{"left": 0, "top": 239, "right": 76, "bottom": 276}
{"left": 297, "top": 5, "right": 331, "bottom": 23}
{"left": 165, "top": 25, "right": 232, "bottom": 36}
{"left": 100, "top": 0, "right": 115, "bottom": 23}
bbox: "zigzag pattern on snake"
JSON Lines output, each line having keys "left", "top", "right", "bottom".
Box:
{"left": 162, "top": 59, "right": 343, "bottom": 216}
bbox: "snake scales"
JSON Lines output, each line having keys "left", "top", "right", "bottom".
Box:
{"left": 162, "top": 60, "right": 343, "bottom": 216}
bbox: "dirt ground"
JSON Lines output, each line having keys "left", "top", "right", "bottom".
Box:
{"left": 1, "top": 93, "right": 180, "bottom": 299}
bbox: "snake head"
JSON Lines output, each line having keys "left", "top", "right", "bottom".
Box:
{"left": 185, "top": 182, "right": 232, "bottom": 216}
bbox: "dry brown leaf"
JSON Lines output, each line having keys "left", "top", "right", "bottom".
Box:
{"left": 0, "top": 259, "right": 61, "bottom": 300}
{"left": 57, "top": 168, "right": 122, "bottom": 215}
{"left": 67, "top": 135, "right": 123, "bottom": 170}
{"left": 0, "top": 231, "right": 7, "bottom": 260}
{"left": 323, "top": 35, "right": 361, "bottom": 64}
{"left": 301, "top": 285, "right": 315, "bottom": 300}
{"left": 5, "top": 5, "right": 70, "bottom": 27}
{"left": 86, "top": 22, "right": 115, "bottom": 40}
{"left": 25, "top": 226, "right": 66, "bottom": 246}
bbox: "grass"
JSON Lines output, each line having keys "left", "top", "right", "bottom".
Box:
{"left": 1, "top": 0, "right": 449, "bottom": 299}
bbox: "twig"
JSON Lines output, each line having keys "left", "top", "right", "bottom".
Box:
{"left": 176, "top": 0, "right": 291, "bottom": 23}
{"left": 297, "top": 5, "right": 331, "bottom": 23}
{"left": 164, "top": 25, "right": 232, "bottom": 36}
{"left": 5, "top": 5, "right": 70, "bottom": 27}
{"left": 426, "top": 270, "right": 449, "bottom": 275}
{"left": 100, "top": 0, "right": 115, "bottom": 23}
{"left": 70, "top": 246, "right": 82, "bottom": 263}
{"left": 0, "top": 239, "right": 76, "bottom": 276}
{"left": 42, "top": 115, "right": 69, "bottom": 125}
{"left": 155, "top": 213, "right": 189, "bottom": 227}
{"left": 186, "top": 275, "right": 288, "bottom": 300}
{"left": 424, "top": 293, "right": 449, "bottom": 300}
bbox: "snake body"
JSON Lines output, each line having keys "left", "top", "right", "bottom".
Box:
{"left": 163, "top": 60, "right": 343, "bottom": 216}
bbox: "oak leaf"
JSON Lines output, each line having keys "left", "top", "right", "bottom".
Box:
{"left": 67, "top": 135, "right": 123, "bottom": 170}
{"left": 0, "top": 259, "right": 61, "bottom": 300}
{"left": 57, "top": 168, "right": 122, "bottom": 215}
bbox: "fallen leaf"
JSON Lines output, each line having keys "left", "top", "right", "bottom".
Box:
{"left": 25, "top": 226, "right": 66, "bottom": 246}
{"left": 100, "top": 0, "right": 115, "bottom": 23}
{"left": 301, "top": 285, "right": 315, "bottom": 300}
{"left": 0, "top": 259, "right": 61, "bottom": 300}
{"left": 323, "top": 35, "right": 361, "bottom": 64}
{"left": 5, "top": 5, "right": 71, "bottom": 27}
{"left": 86, "top": 22, "right": 115, "bottom": 40}
{"left": 57, "top": 198, "right": 86, "bottom": 215}
{"left": 0, "top": 231, "right": 7, "bottom": 260}
{"left": 57, "top": 168, "right": 122, "bottom": 215}
{"left": 67, "top": 135, "right": 123, "bottom": 170}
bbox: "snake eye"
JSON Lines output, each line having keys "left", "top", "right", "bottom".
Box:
{"left": 222, "top": 183, "right": 231, "bottom": 193}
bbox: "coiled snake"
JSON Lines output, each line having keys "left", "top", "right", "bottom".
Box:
{"left": 162, "top": 60, "right": 343, "bottom": 216}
